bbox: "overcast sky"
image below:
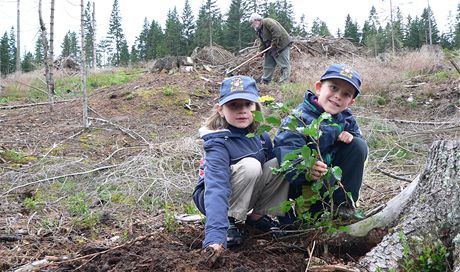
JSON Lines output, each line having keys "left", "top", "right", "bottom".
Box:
{"left": 0, "top": 0, "right": 457, "bottom": 55}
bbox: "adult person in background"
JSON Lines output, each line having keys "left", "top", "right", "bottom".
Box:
{"left": 249, "top": 13, "right": 292, "bottom": 84}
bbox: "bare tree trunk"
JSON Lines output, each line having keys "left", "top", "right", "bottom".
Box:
{"left": 38, "top": 0, "right": 54, "bottom": 112}
{"left": 359, "top": 140, "right": 460, "bottom": 271}
{"left": 49, "top": 0, "right": 55, "bottom": 94}
{"left": 80, "top": 0, "right": 88, "bottom": 128}
{"left": 16, "top": 0, "right": 21, "bottom": 73}
{"left": 92, "top": 1, "right": 96, "bottom": 69}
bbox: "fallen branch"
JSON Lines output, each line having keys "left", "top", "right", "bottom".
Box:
{"left": 376, "top": 168, "right": 412, "bottom": 183}
{"left": 346, "top": 176, "right": 418, "bottom": 237}
{"left": 1, "top": 164, "right": 118, "bottom": 196}
{"left": 308, "top": 264, "right": 360, "bottom": 272}
{"left": 0, "top": 99, "right": 75, "bottom": 110}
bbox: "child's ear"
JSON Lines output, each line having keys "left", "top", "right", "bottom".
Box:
{"left": 314, "top": 81, "right": 322, "bottom": 95}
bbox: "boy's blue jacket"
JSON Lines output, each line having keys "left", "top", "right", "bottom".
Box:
{"left": 273, "top": 91, "right": 363, "bottom": 186}
{"left": 192, "top": 125, "right": 274, "bottom": 248}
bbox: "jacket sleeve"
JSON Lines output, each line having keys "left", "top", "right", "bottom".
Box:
{"left": 202, "top": 138, "right": 232, "bottom": 248}
{"left": 261, "top": 132, "right": 274, "bottom": 161}
{"left": 343, "top": 109, "right": 363, "bottom": 138}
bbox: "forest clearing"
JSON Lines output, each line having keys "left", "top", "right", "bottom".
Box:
{"left": 1, "top": 42, "right": 460, "bottom": 271}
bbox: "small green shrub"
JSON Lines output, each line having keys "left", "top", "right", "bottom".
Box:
{"left": 163, "top": 203, "right": 178, "bottom": 232}
{"left": 0, "top": 150, "right": 37, "bottom": 164}
{"left": 162, "top": 85, "right": 177, "bottom": 96}
{"left": 67, "top": 193, "right": 90, "bottom": 217}
{"left": 398, "top": 232, "right": 450, "bottom": 272}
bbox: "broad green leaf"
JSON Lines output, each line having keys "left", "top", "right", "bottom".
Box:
{"left": 252, "top": 111, "right": 264, "bottom": 122}
{"left": 266, "top": 116, "right": 281, "bottom": 126}
{"left": 331, "top": 166, "right": 342, "bottom": 180}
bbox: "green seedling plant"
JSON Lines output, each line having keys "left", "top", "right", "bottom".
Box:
{"left": 250, "top": 96, "right": 359, "bottom": 231}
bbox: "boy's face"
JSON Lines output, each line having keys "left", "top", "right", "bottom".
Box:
{"left": 315, "top": 79, "right": 356, "bottom": 115}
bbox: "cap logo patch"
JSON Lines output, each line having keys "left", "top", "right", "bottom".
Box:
{"left": 340, "top": 66, "right": 353, "bottom": 79}
{"left": 230, "top": 77, "right": 244, "bottom": 92}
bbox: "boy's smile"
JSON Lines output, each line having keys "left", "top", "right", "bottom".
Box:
{"left": 315, "top": 79, "right": 356, "bottom": 115}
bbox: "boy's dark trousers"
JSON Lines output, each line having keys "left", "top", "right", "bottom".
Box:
{"left": 278, "top": 137, "right": 368, "bottom": 224}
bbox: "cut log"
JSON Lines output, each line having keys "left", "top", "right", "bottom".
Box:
{"left": 358, "top": 140, "right": 460, "bottom": 271}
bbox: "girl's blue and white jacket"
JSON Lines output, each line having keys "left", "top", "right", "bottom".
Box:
{"left": 192, "top": 125, "right": 273, "bottom": 248}
{"left": 273, "top": 91, "right": 363, "bottom": 187}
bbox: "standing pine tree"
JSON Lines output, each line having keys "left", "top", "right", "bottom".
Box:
{"left": 181, "top": 0, "right": 195, "bottom": 55}
{"left": 146, "top": 20, "right": 164, "bottom": 59}
{"left": 343, "top": 14, "right": 360, "bottom": 44}
{"left": 130, "top": 44, "right": 139, "bottom": 64}
{"left": 8, "top": 27, "right": 17, "bottom": 74}
{"left": 405, "top": 15, "right": 423, "bottom": 49}
{"left": 0, "top": 32, "right": 10, "bottom": 77}
{"left": 292, "top": 14, "right": 309, "bottom": 38}
{"left": 224, "top": 0, "right": 245, "bottom": 52}
{"left": 34, "top": 36, "right": 44, "bottom": 67}
{"left": 21, "top": 51, "right": 35, "bottom": 72}
{"left": 310, "top": 18, "right": 331, "bottom": 37}
{"left": 119, "top": 39, "right": 129, "bottom": 66}
{"left": 136, "top": 18, "right": 150, "bottom": 61}
{"left": 194, "top": 0, "right": 222, "bottom": 48}
{"left": 61, "top": 31, "right": 79, "bottom": 58}
{"left": 163, "top": 7, "right": 182, "bottom": 56}
{"left": 454, "top": 4, "right": 460, "bottom": 49}
{"left": 107, "top": 0, "right": 126, "bottom": 66}
{"left": 421, "top": 7, "right": 440, "bottom": 45}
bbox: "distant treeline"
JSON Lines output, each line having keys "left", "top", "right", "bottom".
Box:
{"left": 1, "top": 0, "right": 459, "bottom": 76}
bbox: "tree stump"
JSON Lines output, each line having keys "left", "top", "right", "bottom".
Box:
{"left": 359, "top": 140, "right": 460, "bottom": 271}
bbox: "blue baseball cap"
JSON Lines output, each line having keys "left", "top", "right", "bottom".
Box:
{"left": 218, "top": 75, "right": 260, "bottom": 106}
{"left": 320, "top": 64, "right": 362, "bottom": 97}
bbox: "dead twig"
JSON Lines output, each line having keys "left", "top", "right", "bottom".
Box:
{"left": 1, "top": 164, "right": 118, "bottom": 197}
{"left": 0, "top": 99, "right": 76, "bottom": 110}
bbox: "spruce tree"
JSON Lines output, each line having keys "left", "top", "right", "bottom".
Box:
{"left": 311, "top": 18, "right": 330, "bottom": 37}
{"left": 0, "top": 32, "right": 9, "bottom": 76}
{"left": 146, "top": 20, "right": 164, "bottom": 59}
{"left": 163, "top": 7, "right": 182, "bottom": 56}
{"left": 119, "top": 39, "right": 130, "bottom": 66}
{"left": 405, "top": 15, "right": 423, "bottom": 49}
{"left": 107, "top": 0, "right": 126, "bottom": 66}
{"left": 343, "top": 14, "right": 360, "bottom": 44}
{"left": 181, "top": 0, "right": 195, "bottom": 55}
{"left": 454, "top": 4, "right": 460, "bottom": 48}
{"left": 34, "top": 36, "right": 44, "bottom": 67}
{"left": 421, "top": 7, "right": 440, "bottom": 45}
{"left": 61, "top": 31, "right": 72, "bottom": 57}
{"left": 224, "top": 0, "right": 245, "bottom": 52}
{"left": 136, "top": 18, "right": 150, "bottom": 61}
{"left": 8, "top": 28, "right": 17, "bottom": 74}
{"left": 21, "top": 51, "right": 35, "bottom": 72}
{"left": 292, "top": 14, "right": 308, "bottom": 38}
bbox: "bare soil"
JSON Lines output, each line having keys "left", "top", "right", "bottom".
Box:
{"left": 1, "top": 61, "right": 459, "bottom": 271}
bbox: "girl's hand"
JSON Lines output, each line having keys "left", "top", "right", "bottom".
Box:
{"left": 338, "top": 131, "right": 353, "bottom": 144}
{"left": 310, "top": 160, "right": 327, "bottom": 180}
{"left": 207, "top": 244, "right": 224, "bottom": 251}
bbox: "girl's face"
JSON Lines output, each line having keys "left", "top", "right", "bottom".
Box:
{"left": 315, "top": 79, "right": 356, "bottom": 115}
{"left": 218, "top": 99, "right": 256, "bottom": 129}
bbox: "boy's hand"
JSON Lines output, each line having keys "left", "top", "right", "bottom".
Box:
{"left": 310, "top": 160, "right": 327, "bottom": 180}
{"left": 338, "top": 131, "right": 353, "bottom": 144}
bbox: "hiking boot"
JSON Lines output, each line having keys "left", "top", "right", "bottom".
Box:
{"left": 227, "top": 217, "right": 243, "bottom": 248}
{"left": 246, "top": 215, "right": 287, "bottom": 237}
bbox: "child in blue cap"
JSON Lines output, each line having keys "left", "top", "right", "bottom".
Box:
{"left": 274, "top": 64, "right": 368, "bottom": 225}
{"left": 192, "top": 75, "right": 289, "bottom": 252}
